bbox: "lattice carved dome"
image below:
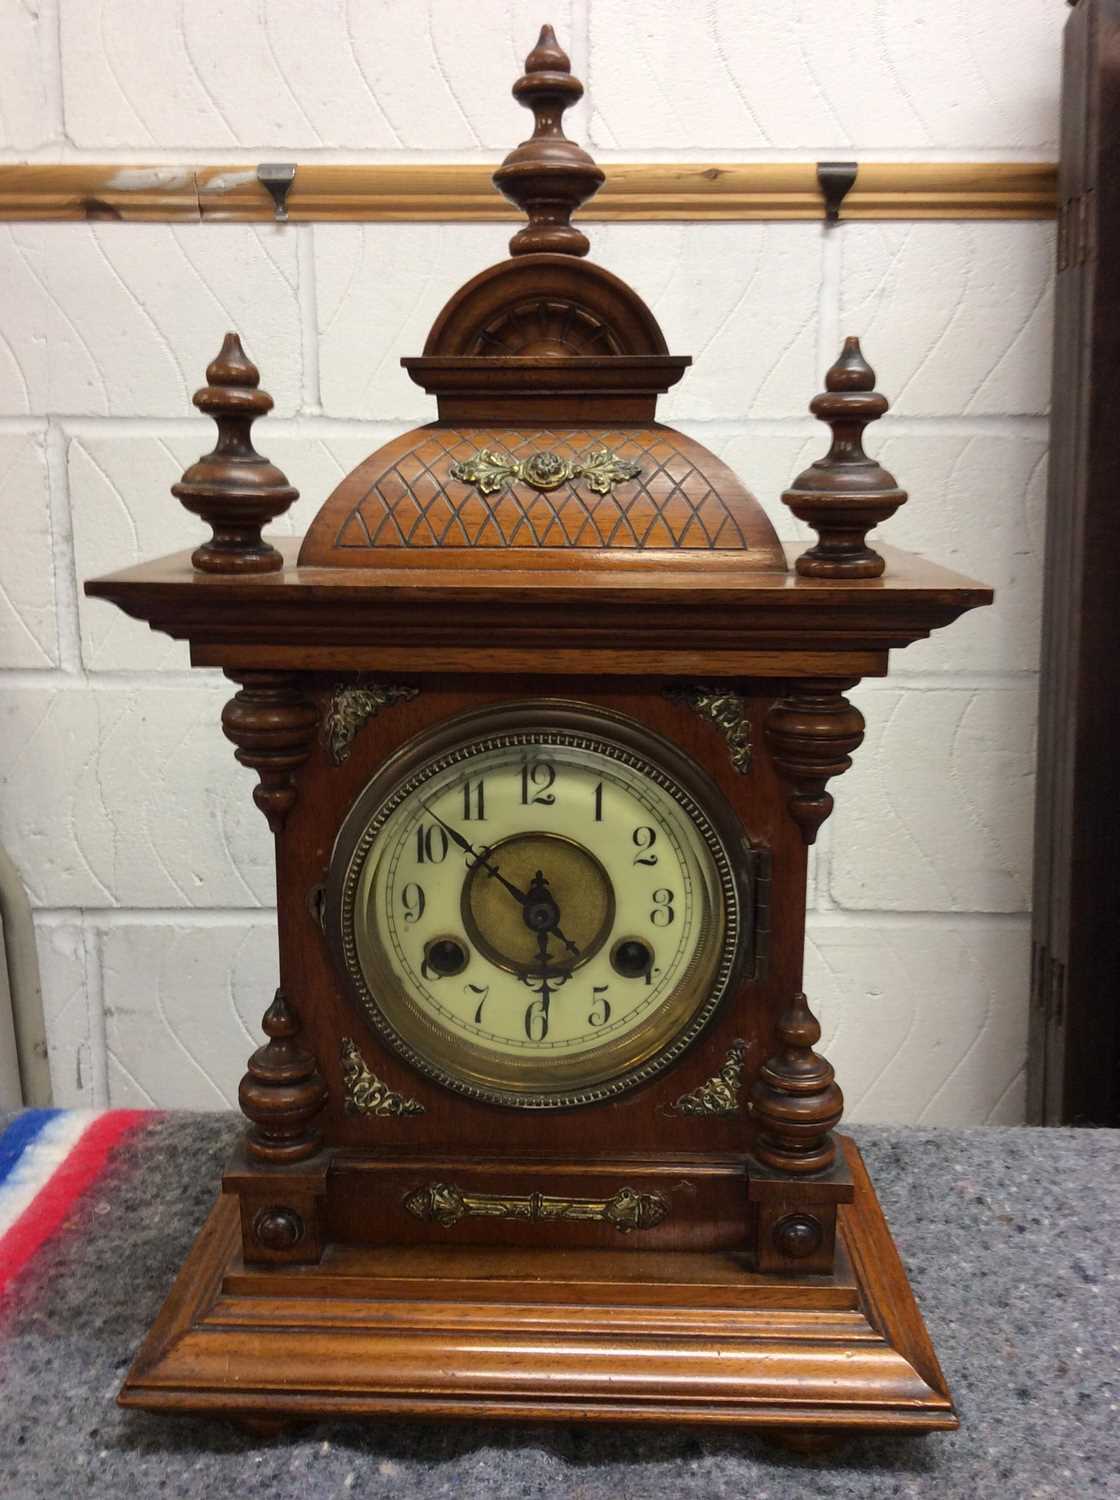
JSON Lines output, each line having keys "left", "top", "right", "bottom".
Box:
{"left": 299, "top": 424, "right": 785, "bottom": 570}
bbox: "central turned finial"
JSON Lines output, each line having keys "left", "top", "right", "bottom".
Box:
{"left": 492, "top": 24, "right": 604, "bottom": 258}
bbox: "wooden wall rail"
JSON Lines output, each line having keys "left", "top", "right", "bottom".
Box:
{"left": 0, "top": 162, "right": 1057, "bottom": 224}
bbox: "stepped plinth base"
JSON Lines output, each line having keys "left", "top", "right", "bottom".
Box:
{"left": 120, "top": 1136, "right": 955, "bottom": 1438}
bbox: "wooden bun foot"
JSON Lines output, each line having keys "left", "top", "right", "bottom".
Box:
{"left": 762, "top": 1428, "right": 853, "bottom": 1455}
{"left": 233, "top": 1414, "right": 311, "bottom": 1439}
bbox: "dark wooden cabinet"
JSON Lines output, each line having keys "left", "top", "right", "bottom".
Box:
{"left": 1030, "top": 0, "right": 1120, "bottom": 1126}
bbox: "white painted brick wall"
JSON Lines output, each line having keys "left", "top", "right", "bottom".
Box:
{"left": 839, "top": 224, "right": 1054, "bottom": 416}
{"left": 588, "top": 0, "right": 1062, "bottom": 154}
{"left": 0, "top": 2, "right": 1062, "bottom": 1123}
{"left": 59, "top": 1, "right": 582, "bottom": 154}
{"left": 0, "top": 224, "right": 302, "bottom": 416}
{"left": 0, "top": 0, "right": 59, "bottom": 153}
{"left": 0, "top": 427, "right": 57, "bottom": 667}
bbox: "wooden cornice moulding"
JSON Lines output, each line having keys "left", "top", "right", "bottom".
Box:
{"left": 0, "top": 161, "right": 1058, "bottom": 223}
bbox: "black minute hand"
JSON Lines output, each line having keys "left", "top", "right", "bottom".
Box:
{"left": 418, "top": 800, "right": 528, "bottom": 906}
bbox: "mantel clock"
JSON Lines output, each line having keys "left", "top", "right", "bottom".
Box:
{"left": 86, "top": 28, "right": 991, "bottom": 1446}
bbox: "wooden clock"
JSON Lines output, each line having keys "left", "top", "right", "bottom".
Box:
{"left": 86, "top": 28, "right": 991, "bottom": 1446}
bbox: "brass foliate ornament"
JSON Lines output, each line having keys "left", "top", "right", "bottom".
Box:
{"left": 671, "top": 1041, "right": 749, "bottom": 1116}
{"left": 403, "top": 1181, "right": 669, "bottom": 1232}
{"left": 450, "top": 447, "right": 641, "bottom": 497}
{"left": 340, "top": 1039, "right": 424, "bottom": 1117}
{"left": 322, "top": 683, "right": 419, "bottom": 765}
{"left": 665, "top": 685, "right": 753, "bottom": 774}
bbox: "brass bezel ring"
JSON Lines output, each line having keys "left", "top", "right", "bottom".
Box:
{"left": 325, "top": 700, "right": 751, "bottom": 1110}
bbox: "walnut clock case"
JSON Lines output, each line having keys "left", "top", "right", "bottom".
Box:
{"left": 86, "top": 28, "right": 991, "bottom": 1446}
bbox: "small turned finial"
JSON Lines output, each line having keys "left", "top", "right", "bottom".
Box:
{"left": 750, "top": 992, "right": 843, "bottom": 1174}
{"left": 171, "top": 332, "right": 297, "bottom": 574}
{"left": 492, "top": 24, "right": 604, "bottom": 258}
{"left": 781, "top": 336, "right": 907, "bottom": 578}
{"left": 239, "top": 988, "right": 326, "bottom": 1164}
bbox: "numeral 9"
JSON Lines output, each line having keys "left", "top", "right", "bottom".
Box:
{"left": 401, "top": 882, "right": 426, "bottom": 923}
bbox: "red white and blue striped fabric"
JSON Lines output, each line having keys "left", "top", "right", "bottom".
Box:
{"left": 0, "top": 1108, "right": 148, "bottom": 1298}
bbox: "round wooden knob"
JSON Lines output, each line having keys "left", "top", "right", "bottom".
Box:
{"left": 253, "top": 1206, "right": 305, "bottom": 1251}
{"left": 772, "top": 1213, "right": 824, "bottom": 1260}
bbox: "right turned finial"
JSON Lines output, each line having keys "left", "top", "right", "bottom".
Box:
{"left": 492, "top": 24, "right": 604, "bottom": 258}
{"left": 750, "top": 992, "right": 843, "bottom": 1174}
{"left": 781, "top": 337, "right": 907, "bottom": 578}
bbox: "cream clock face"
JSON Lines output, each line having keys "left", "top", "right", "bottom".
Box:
{"left": 328, "top": 705, "right": 745, "bottom": 1108}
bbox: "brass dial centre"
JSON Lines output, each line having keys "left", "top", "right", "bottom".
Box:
{"left": 461, "top": 832, "right": 615, "bottom": 975}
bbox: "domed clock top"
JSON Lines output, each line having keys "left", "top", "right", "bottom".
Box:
{"left": 87, "top": 22, "right": 987, "bottom": 631}
{"left": 300, "top": 26, "right": 787, "bottom": 575}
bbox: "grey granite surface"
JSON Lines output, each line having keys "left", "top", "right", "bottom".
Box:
{"left": 1, "top": 1115, "right": 1117, "bottom": 1499}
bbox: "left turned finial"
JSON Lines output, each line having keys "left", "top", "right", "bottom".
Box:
{"left": 492, "top": 24, "right": 604, "bottom": 258}
{"left": 781, "top": 337, "right": 907, "bottom": 578}
{"left": 172, "top": 332, "right": 297, "bottom": 574}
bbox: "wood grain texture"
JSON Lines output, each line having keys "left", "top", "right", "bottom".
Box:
{"left": 783, "top": 338, "right": 908, "bottom": 579}
{"left": 237, "top": 988, "right": 326, "bottom": 1166}
{"left": 256, "top": 678, "right": 803, "bottom": 1172}
{"left": 491, "top": 25, "right": 603, "bottom": 258}
{"left": 0, "top": 162, "right": 1058, "bottom": 223}
{"left": 765, "top": 680, "right": 867, "bottom": 844}
{"left": 750, "top": 991, "right": 844, "bottom": 1173}
{"left": 420, "top": 255, "right": 670, "bottom": 356}
{"left": 220, "top": 670, "right": 318, "bottom": 831}
{"left": 85, "top": 539, "right": 992, "bottom": 673}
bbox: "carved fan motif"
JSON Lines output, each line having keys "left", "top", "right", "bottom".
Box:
{"left": 472, "top": 299, "right": 622, "bottom": 356}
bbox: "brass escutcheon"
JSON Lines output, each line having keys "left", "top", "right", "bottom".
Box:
{"left": 404, "top": 1181, "right": 669, "bottom": 1232}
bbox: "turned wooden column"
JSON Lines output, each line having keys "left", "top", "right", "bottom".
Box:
{"left": 765, "top": 678, "right": 865, "bottom": 844}
{"left": 222, "top": 668, "right": 326, "bottom": 1163}
{"left": 750, "top": 678, "right": 865, "bottom": 1178}
{"left": 781, "top": 337, "right": 907, "bottom": 579}
{"left": 221, "top": 670, "right": 319, "bottom": 833}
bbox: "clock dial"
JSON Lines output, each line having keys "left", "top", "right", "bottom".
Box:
{"left": 329, "top": 706, "right": 745, "bottom": 1108}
